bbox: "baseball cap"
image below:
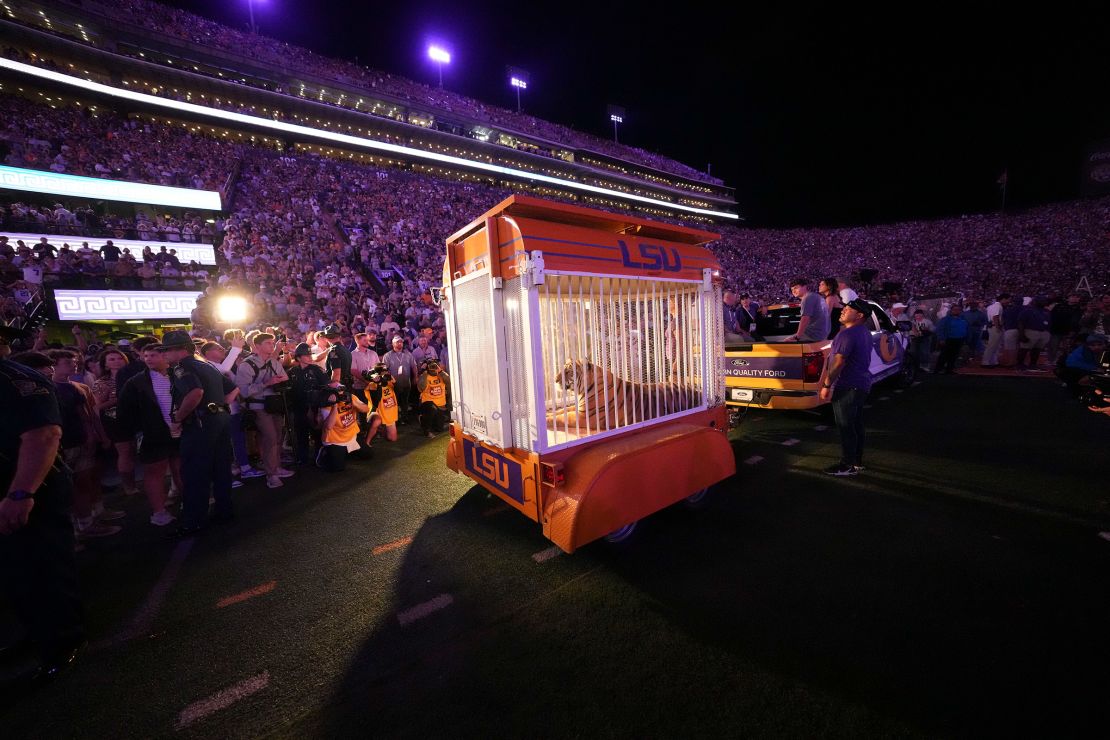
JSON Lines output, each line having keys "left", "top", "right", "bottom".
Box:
{"left": 321, "top": 324, "right": 342, "bottom": 337}
{"left": 160, "top": 330, "right": 193, "bottom": 348}
{"left": 846, "top": 299, "right": 873, "bottom": 316}
{"left": 293, "top": 342, "right": 313, "bottom": 358}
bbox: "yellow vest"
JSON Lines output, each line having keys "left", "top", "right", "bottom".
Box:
{"left": 323, "top": 399, "right": 360, "bottom": 447}
{"left": 420, "top": 374, "right": 447, "bottom": 407}
{"left": 377, "top": 384, "right": 399, "bottom": 426}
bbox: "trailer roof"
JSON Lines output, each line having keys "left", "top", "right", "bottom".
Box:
{"left": 446, "top": 195, "right": 721, "bottom": 247}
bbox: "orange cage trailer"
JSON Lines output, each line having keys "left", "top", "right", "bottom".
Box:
{"left": 441, "top": 195, "right": 735, "bottom": 552}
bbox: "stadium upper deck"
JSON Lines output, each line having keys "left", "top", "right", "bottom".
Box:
{"left": 1, "top": 0, "right": 739, "bottom": 218}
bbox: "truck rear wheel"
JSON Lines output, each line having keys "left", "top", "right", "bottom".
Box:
{"left": 895, "top": 359, "right": 917, "bottom": 388}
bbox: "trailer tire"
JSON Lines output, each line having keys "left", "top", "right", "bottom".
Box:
{"left": 684, "top": 486, "right": 711, "bottom": 508}
{"left": 604, "top": 521, "right": 638, "bottom": 544}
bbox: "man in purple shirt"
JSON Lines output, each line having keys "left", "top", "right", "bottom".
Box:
{"left": 819, "top": 299, "right": 874, "bottom": 476}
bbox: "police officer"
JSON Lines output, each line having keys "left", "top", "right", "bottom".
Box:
{"left": 319, "top": 324, "right": 353, "bottom": 387}
{"left": 0, "top": 326, "right": 85, "bottom": 688}
{"left": 161, "top": 330, "right": 238, "bottom": 537}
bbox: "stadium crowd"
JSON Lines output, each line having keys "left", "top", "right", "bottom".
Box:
{"left": 0, "top": 95, "right": 242, "bottom": 192}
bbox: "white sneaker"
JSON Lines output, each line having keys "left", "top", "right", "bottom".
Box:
{"left": 266, "top": 476, "right": 283, "bottom": 489}
{"left": 274, "top": 468, "right": 295, "bottom": 478}
{"left": 240, "top": 467, "right": 266, "bottom": 479}
{"left": 231, "top": 479, "right": 244, "bottom": 489}
{"left": 150, "top": 510, "right": 176, "bottom": 526}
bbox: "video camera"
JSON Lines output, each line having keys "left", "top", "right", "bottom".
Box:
{"left": 1080, "top": 371, "right": 1110, "bottom": 409}
{"left": 361, "top": 363, "right": 392, "bottom": 385}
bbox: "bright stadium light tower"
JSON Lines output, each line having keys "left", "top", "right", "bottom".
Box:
{"left": 428, "top": 45, "right": 451, "bottom": 88}
{"left": 508, "top": 67, "right": 529, "bottom": 113}
{"left": 607, "top": 104, "right": 625, "bottom": 144}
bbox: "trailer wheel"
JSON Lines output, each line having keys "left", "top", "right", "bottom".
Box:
{"left": 684, "top": 486, "right": 711, "bottom": 508}
{"left": 604, "top": 521, "right": 638, "bottom": 544}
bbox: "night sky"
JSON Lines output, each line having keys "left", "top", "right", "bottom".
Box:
{"left": 163, "top": 1, "right": 1110, "bottom": 228}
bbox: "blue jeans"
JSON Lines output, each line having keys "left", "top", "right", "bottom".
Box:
{"left": 831, "top": 386, "right": 867, "bottom": 467}
{"left": 229, "top": 412, "right": 250, "bottom": 469}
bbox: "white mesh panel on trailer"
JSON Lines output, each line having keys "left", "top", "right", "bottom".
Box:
{"left": 502, "top": 275, "right": 535, "bottom": 450}
{"left": 451, "top": 273, "right": 505, "bottom": 446}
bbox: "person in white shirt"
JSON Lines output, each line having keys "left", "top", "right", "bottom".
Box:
{"left": 235, "top": 334, "right": 293, "bottom": 489}
{"left": 981, "top": 293, "right": 1009, "bottom": 368}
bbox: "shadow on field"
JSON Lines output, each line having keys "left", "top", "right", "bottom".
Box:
{"left": 313, "top": 443, "right": 1110, "bottom": 737}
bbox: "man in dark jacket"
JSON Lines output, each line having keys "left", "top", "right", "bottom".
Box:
{"left": 287, "top": 343, "right": 329, "bottom": 466}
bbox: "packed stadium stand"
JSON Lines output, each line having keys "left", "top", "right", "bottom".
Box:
{"left": 0, "top": 0, "right": 1107, "bottom": 342}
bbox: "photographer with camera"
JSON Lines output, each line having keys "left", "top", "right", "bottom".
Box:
{"left": 316, "top": 382, "right": 370, "bottom": 472}
{"left": 235, "top": 333, "right": 293, "bottom": 489}
{"left": 364, "top": 362, "right": 399, "bottom": 447}
{"left": 288, "top": 343, "right": 329, "bottom": 466}
{"left": 416, "top": 359, "right": 451, "bottom": 438}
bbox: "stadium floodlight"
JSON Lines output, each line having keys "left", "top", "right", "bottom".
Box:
{"left": 0, "top": 57, "right": 739, "bottom": 219}
{"left": 428, "top": 45, "right": 451, "bottom": 87}
{"left": 508, "top": 67, "right": 530, "bottom": 113}
{"left": 216, "top": 294, "right": 250, "bottom": 325}
{"left": 607, "top": 104, "right": 626, "bottom": 144}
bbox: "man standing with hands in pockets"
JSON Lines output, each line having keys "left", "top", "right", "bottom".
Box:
{"left": 819, "top": 299, "right": 875, "bottom": 477}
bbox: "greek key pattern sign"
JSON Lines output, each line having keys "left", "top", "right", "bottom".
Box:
{"left": 53, "top": 289, "right": 203, "bottom": 320}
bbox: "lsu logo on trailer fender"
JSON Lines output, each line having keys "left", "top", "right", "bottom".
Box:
{"left": 617, "top": 240, "right": 682, "bottom": 272}
{"left": 463, "top": 439, "right": 525, "bottom": 503}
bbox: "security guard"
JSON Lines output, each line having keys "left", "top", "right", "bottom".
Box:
{"left": 0, "top": 326, "right": 85, "bottom": 688}
{"left": 161, "top": 330, "right": 238, "bottom": 537}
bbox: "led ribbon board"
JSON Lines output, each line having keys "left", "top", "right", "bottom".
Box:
{"left": 0, "top": 57, "right": 736, "bottom": 220}
{"left": 0, "top": 165, "right": 222, "bottom": 210}
{"left": 53, "top": 289, "right": 204, "bottom": 320}
{"left": 2, "top": 232, "right": 216, "bottom": 265}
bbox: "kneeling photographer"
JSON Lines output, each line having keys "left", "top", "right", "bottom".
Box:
{"left": 236, "top": 333, "right": 293, "bottom": 489}
{"left": 364, "top": 362, "right": 399, "bottom": 447}
{"left": 316, "top": 382, "right": 370, "bottom": 472}
{"left": 416, "top": 359, "right": 451, "bottom": 438}
{"left": 288, "top": 343, "right": 329, "bottom": 466}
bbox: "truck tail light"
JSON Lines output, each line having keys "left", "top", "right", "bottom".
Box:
{"left": 803, "top": 352, "right": 825, "bottom": 384}
{"left": 541, "top": 462, "right": 565, "bottom": 487}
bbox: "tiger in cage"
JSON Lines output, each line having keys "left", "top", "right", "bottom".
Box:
{"left": 546, "top": 359, "right": 697, "bottom": 435}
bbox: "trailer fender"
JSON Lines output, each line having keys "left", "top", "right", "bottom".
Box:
{"left": 542, "top": 422, "right": 735, "bottom": 553}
